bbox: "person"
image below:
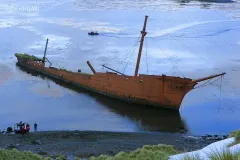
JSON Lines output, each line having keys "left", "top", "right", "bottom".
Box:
{"left": 14, "top": 123, "right": 17, "bottom": 131}
{"left": 26, "top": 123, "right": 30, "bottom": 133}
{"left": 34, "top": 122, "right": 38, "bottom": 132}
{"left": 18, "top": 121, "right": 23, "bottom": 132}
{"left": 21, "top": 123, "right": 25, "bottom": 135}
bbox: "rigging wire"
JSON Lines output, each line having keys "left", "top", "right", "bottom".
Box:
{"left": 121, "top": 35, "right": 141, "bottom": 73}
{"left": 104, "top": 41, "right": 139, "bottom": 66}
{"left": 115, "top": 35, "right": 141, "bottom": 71}
{"left": 193, "top": 78, "right": 213, "bottom": 89}
{"left": 218, "top": 75, "right": 223, "bottom": 113}
{"left": 148, "top": 17, "right": 220, "bottom": 72}
{"left": 150, "top": 38, "right": 185, "bottom": 78}
{"left": 166, "top": 33, "right": 219, "bottom": 71}
{"left": 122, "top": 37, "right": 140, "bottom": 73}
{"left": 193, "top": 76, "right": 222, "bottom": 89}
{"left": 102, "top": 34, "right": 141, "bottom": 67}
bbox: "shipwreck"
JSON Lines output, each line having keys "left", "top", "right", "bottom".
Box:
{"left": 15, "top": 15, "right": 225, "bottom": 110}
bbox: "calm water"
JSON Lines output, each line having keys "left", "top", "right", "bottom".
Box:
{"left": 0, "top": 0, "right": 239, "bottom": 136}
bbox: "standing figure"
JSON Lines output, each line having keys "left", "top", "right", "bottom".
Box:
{"left": 21, "top": 123, "right": 25, "bottom": 135}
{"left": 34, "top": 122, "right": 38, "bottom": 132}
{"left": 26, "top": 123, "right": 30, "bottom": 133}
{"left": 14, "top": 123, "right": 17, "bottom": 131}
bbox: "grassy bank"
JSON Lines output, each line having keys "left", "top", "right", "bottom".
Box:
{"left": 228, "top": 129, "right": 240, "bottom": 147}
{"left": 0, "top": 144, "right": 177, "bottom": 160}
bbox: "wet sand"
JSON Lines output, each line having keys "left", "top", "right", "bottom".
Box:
{"left": 0, "top": 131, "right": 223, "bottom": 158}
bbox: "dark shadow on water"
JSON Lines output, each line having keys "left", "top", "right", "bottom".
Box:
{"left": 16, "top": 63, "right": 188, "bottom": 134}
{"left": 176, "top": 0, "right": 235, "bottom": 3}
{"left": 176, "top": 0, "right": 234, "bottom": 8}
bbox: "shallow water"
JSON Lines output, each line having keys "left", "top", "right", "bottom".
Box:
{"left": 0, "top": 0, "right": 239, "bottom": 136}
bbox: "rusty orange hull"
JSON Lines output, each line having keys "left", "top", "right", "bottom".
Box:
{"left": 16, "top": 58, "right": 197, "bottom": 110}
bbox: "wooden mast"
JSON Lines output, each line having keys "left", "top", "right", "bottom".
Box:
{"left": 43, "top": 38, "right": 48, "bottom": 62}
{"left": 134, "top": 15, "right": 148, "bottom": 77}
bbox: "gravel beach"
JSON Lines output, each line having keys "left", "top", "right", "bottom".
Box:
{"left": 0, "top": 130, "right": 224, "bottom": 159}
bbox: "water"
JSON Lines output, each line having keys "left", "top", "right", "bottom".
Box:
{"left": 0, "top": 0, "right": 239, "bottom": 136}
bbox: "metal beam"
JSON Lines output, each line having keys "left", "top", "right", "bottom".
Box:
{"left": 102, "top": 64, "right": 126, "bottom": 76}
{"left": 87, "top": 61, "right": 96, "bottom": 74}
{"left": 43, "top": 38, "right": 48, "bottom": 62}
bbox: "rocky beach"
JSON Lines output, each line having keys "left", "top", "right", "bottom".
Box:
{"left": 0, "top": 130, "right": 226, "bottom": 159}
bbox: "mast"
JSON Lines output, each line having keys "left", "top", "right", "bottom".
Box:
{"left": 134, "top": 15, "right": 148, "bottom": 77}
{"left": 43, "top": 38, "right": 48, "bottom": 62}
{"left": 87, "top": 61, "right": 96, "bottom": 74}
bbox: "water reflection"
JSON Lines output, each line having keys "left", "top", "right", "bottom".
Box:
{"left": 16, "top": 63, "right": 188, "bottom": 133}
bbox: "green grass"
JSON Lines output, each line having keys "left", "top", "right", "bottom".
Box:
{"left": 228, "top": 130, "right": 240, "bottom": 147}
{"left": 0, "top": 149, "right": 70, "bottom": 160}
{"left": 0, "top": 148, "right": 46, "bottom": 160}
{"left": 89, "top": 144, "right": 179, "bottom": 160}
{"left": 180, "top": 153, "right": 201, "bottom": 160}
{"left": 207, "top": 149, "right": 240, "bottom": 160}
{"left": 15, "top": 53, "right": 43, "bottom": 61}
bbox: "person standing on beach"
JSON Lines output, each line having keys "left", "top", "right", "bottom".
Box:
{"left": 26, "top": 123, "right": 30, "bottom": 133}
{"left": 21, "top": 123, "right": 25, "bottom": 135}
{"left": 34, "top": 123, "right": 38, "bottom": 132}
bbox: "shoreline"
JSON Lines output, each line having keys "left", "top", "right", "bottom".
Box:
{"left": 0, "top": 130, "right": 227, "bottom": 159}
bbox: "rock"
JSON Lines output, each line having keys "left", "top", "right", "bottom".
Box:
{"left": 206, "top": 134, "right": 212, "bottom": 137}
{"left": 31, "top": 139, "right": 41, "bottom": 145}
{"left": 201, "top": 136, "right": 207, "bottom": 140}
{"left": 37, "top": 151, "right": 48, "bottom": 155}
{"left": 74, "top": 133, "right": 80, "bottom": 136}
{"left": 223, "top": 135, "right": 228, "bottom": 139}
{"left": 6, "top": 144, "right": 17, "bottom": 149}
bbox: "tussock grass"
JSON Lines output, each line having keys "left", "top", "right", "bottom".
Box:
{"left": 207, "top": 149, "right": 240, "bottom": 160}
{"left": 89, "top": 144, "right": 179, "bottom": 160}
{"left": 180, "top": 153, "right": 201, "bottom": 160}
{"left": 0, "top": 149, "right": 69, "bottom": 160}
{"left": 0, "top": 148, "right": 44, "bottom": 160}
{"left": 179, "top": 149, "right": 240, "bottom": 160}
{"left": 229, "top": 130, "right": 240, "bottom": 147}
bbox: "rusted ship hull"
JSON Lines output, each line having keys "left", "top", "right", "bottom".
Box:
{"left": 16, "top": 59, "right": 195, "bottom": 110}
{"left": 15, "top": 15, "right": 226, "bottom": 111}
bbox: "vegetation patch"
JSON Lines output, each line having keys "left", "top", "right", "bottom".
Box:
{"left": 0, "top": 149, "right": 70, "bottom": 160}
{"left": 78, "top": 72, "right": 92, "bottom": 75}
{"left": 59, "top": 68, "right": 73, "bottom": 73}
{"left": 0, "top": 148, "right": 45, "bottom": 160}
{"left": 207, "top": 149, "right": 240, "bottom": 160}
{"left": 89, "top": 144, "right": 179, "bottom": 160}
{"left": 59, "top": 67, "right": 92, "bottom": 75}
{"left": 181, "top": 153, "right": 201, "bottom": 160}
{"left": 228, "top": 129, "right": 240, "bottom": 147}
{"left": 15, "top": 53, "right": 43, "bottom": 61}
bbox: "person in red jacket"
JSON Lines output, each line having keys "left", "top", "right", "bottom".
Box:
{"left": 21, "top": 123, "right": 25, "bottom": 135}
{"left": 26, "top": 123, "right": 30, "bottom": 132}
